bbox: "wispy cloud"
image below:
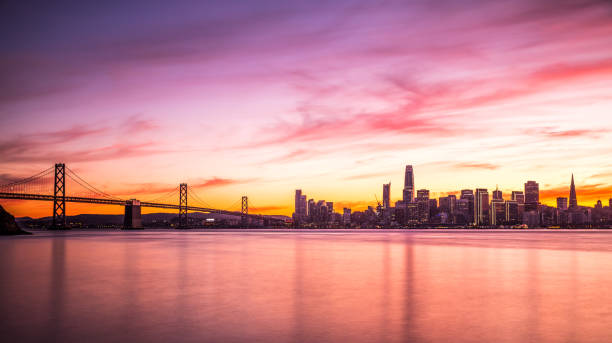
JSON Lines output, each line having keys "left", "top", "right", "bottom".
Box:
{"left": 454, "top": 163, "right": 500, "bottom": 170}
{"left": 192, "top": 177, "right": 255, "bottom": 189}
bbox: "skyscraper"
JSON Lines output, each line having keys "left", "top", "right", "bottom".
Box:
{"left": 475, "top": 188, "right": 489, "bottom": 226}
{"left": 511, "top": 191, "right": 525, "bottom": 204}
{"left": 569, "top": 174, "right": 578, "bottom": 208}
{"left": 403, "top": 165, "right": 414, "bottom": 203}
{"left": 505, "top": 200, "right": 519, "bottom": 224}
{"left": 439, "top": 195, "right": 456, "bottom": 214}
{"left": 461, "top": 189, "right": 475, "bottom": 224}
{"left": 524, "top": 181, "right": 539, "bottom": 212}
{"left": 490, "top": 199, "right": 505, "bottom": 226}
{"left": 294, "top": 190, "right": 307, "bottom": 223}
{"left": 382, "top": 183, "right": 391, "bottom": 209}
{"left": 416, "top": 189, "right": 429, "bottom": 200}
{"left": 492, "top": 185, "right": 503, "bottom": 200}
{"left": 557, "top": 197, "right": 568, "bottom": 210}
{"left": 294, "top": 189, "right": 302, "bottom": 214}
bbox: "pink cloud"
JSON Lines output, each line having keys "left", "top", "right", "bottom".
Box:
{"left": 192, "top": 177, "right": 254, "bottom": 189}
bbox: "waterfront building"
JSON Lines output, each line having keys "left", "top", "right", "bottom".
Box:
{"left": 455, "top": 198, "right": 470, "bottom": 224}
{"left": 557, "top": 197, "right": 568, "bottom": 210}
{"left": 490, "top": 199, "right": 505, "bottom": 226}
{"left": 524, "top": 181, "right": 539, "bottom": 212}
{"left": 293, "top": 189, "right": 307, "bottom": 223}
{"left": 343, "top": 208, "right": 351, "bottom": 225}
{"left": 461, "top": 189, "right": 475, "bottom": 224}
{"left": 475, "top": 188, "right": 489, "bottom": 226}
{"left": 439, "top": 195, "right": 457, "bottom": 224}
{"left": 505, "top": 200, "right": 519, "bottom": 224}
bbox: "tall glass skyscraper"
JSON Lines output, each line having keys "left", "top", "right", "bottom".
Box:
{"left": 524, "top": 181, "right": 539, "bottom": 211}
{"left": 403, "top": 165, "right": 414, "bottom": 203}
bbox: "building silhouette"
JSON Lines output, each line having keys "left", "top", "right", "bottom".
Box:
{"left": 475, "top": 188, "right": 489, "bottom": 226}
{"left": 403, "top": 165, "right": 414, "bottom": 203}
{"left": 524, "top": 181, "right": 539, "bottom": 212}
{"left": 490, "top": 199, "right": 505, "bottom": 225}
{"left": 511, "top": 191, "right": 525, "bottom": 204}
{"left": 492, "top": 186, "right": 503, "bottom": 200}
{"left": 382, "top": 183, "right": 391, "bottom": 209}
{"left": 460, "top": 189, "right": 475, "bottom": 224}
{"left": 557, "top": 197, "right": 568, "bottom": 210}
{"left": 569, "top": 174, "right": 578, "bottom": 208}
{"left": 294, "top": 190, "right": 307, "bottom": 223}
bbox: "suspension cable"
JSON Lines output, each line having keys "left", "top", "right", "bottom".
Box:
{"left": 66, "top": 167, "right": 123, "bottom": 200}
{"left": 143, "top": 186, "right": 179, "bottom": 203}
{"left": 0, "top": 167, "right": 54, "bottom": 188}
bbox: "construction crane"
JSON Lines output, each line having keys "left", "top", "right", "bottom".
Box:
{"left": 374, "top": 194, "right": 382, "bottom": 216}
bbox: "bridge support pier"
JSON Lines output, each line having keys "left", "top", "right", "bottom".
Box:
{"left": 178, "top": 183, "right": 188, "bottom": 228}
{"left": 50, "top": 163, "right": 68, "bottom": 230}
{"left": 241, "top": 196, "right": 248, "bottom": 228}
{"left": 123, "top": 199, "right": 143, "bottom": 230}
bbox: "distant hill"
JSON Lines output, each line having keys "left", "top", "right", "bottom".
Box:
{"left": 16, "top": 212, "right": 290, "bottom": 228}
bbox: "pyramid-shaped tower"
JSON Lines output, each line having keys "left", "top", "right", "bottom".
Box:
{"left": 569, "top": 174, "right": 577, "bottom": 208}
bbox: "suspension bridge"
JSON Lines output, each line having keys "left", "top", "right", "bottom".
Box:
{"left": 0, "top": 163, "right": 286, "bottom": 229}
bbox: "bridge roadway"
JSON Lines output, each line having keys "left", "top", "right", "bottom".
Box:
{"left": 0, "top": 192, "right": 271, "bottom": 220}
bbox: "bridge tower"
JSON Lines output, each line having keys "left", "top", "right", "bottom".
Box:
{"left": 178, "top": 183, "right": 188, "bottom": 228}
{"left": 241, "top": 196, "right": 248, "bottom": 227}
{"left": 51, "top": 163, "right": 67, "bottom": 229}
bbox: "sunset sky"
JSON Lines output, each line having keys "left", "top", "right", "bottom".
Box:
{"left": 1, "top": 0, "right": 612, "bottom": 218}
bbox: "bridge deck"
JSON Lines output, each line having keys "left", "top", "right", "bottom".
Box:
{"left": 0, "top": 192, "right": 280, "bottom": 222}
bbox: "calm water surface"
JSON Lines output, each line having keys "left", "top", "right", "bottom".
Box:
{"left": 1, "top": 230, "right": 612, "bottom": 343}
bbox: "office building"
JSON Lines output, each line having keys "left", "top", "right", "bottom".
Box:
{"left": 490, "top": 199, "right": 505, "bottom": 225}
{"left": 343, "top": 208, "right": 351, "bottom": 225}
{"left": 455, "top": 198, "right": 470, "bottom": 224}
{"left": 492, "top": 186, "right": 503, "bottom": 201}
{"left": 475, "top": 188, "right": 489, "bottom": 226}
{"left": 293, "top": 189, "right": 307, "bottom": 222}
{"left": 511, "top": 191, "right": 525, "bottom": 204}
{"left": 505, "top": 200, "right": 519, "bottom": 224}
{"left": 416, "top": 189, "right": 429, "bottom": 200}
{"left": 403, "top": 165, "right": 414, "bottom": 203}
{"left": 524, "top": 181, "right": 539, "bottom": 212}
{"left": 557, "top": 197, "right": 568, "bottom": 210}
{"left": 382, "top": 183, "right": 391, "bottom": 209}
{"left": 461, "top": 189, "right": 475, "bottom": 224}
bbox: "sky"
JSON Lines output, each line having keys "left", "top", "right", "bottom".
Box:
{"left": 1, "top": 0, "right": 612, "bottom": 218}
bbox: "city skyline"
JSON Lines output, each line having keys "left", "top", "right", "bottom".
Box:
{"left": 1, "top": 160, "right": 611, "bottom": 219}
{"left": 2, "top": 1, "right": 612, "bottom": 218}
{"left": 292, "top": 164, "right": 610, "bottom": 228}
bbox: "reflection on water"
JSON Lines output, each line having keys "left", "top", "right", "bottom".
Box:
{"left": 1, "top": 230, "right": 612, "bottom": 343}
